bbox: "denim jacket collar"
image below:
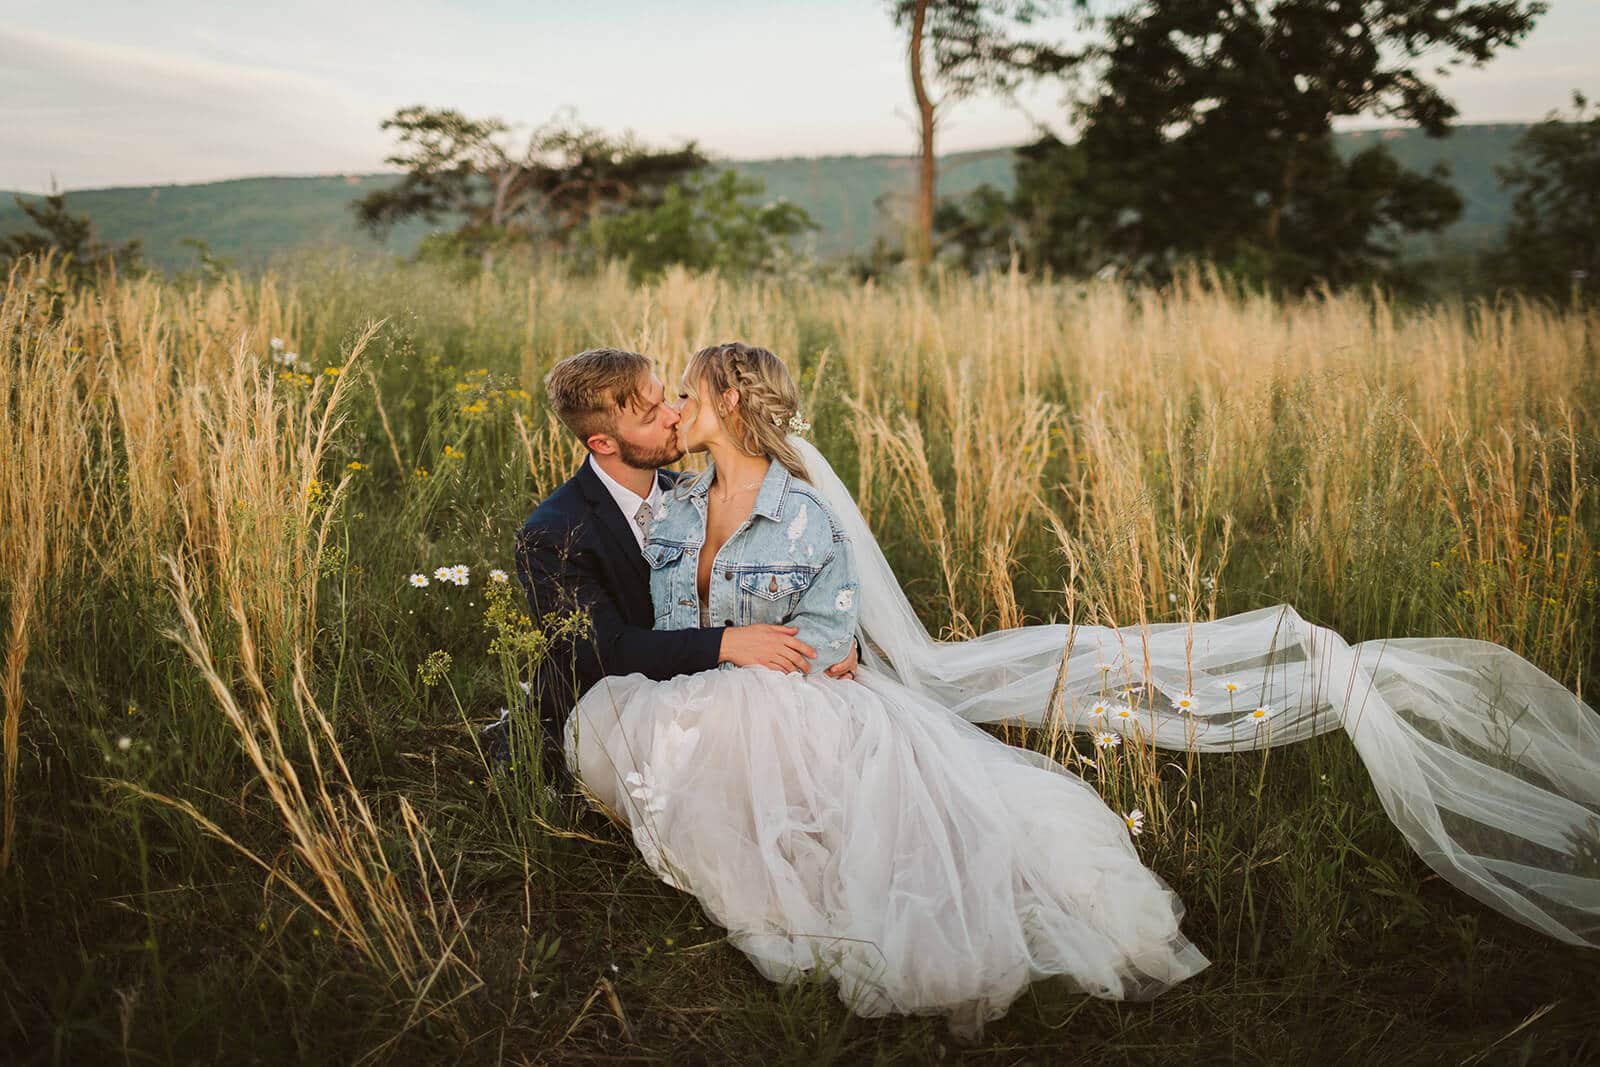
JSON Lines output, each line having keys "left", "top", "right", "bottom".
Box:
{"left": 684, "top": 458, "right": 791, "bottom": 521}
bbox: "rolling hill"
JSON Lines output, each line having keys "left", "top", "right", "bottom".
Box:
{"left": 0, "top": 125, "right": 1529, "bottom": 273}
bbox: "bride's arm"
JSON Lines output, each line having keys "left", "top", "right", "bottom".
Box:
{"left": 785, "top": 534, "right": 861, "bottom": 673}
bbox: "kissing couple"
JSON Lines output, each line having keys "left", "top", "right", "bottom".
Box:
{"left": 494, "top": 342, "right": 1600, "bottom": 1035}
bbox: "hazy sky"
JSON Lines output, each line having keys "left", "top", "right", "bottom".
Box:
{"left": 4, "top": 1, "right": 1598, "bottom": 193}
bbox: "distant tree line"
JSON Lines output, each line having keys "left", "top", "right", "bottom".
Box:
{"left": 5, "top": 0, "right": 1595, "bottom": 301}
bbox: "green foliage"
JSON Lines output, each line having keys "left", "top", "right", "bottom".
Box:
{"left": 1012, "top": 0, "right": 1542, "bottom": 288}
{"left": 889, "top": 0, "right": 1080, "bottom": 99}
{"left": 933, "top": 181, "right": 1017, "bottom": 272}
{"left": 352, "top": 106, "right": 707, "bottom": 265}
{"left": 580, "top": 170, "right": 817, "bottom": 280}
{"left": 1492, "top": 92, "right": 1600, "bottom": 300}
{"left": 0, "top": 191, "right": 142, "bottom": 286}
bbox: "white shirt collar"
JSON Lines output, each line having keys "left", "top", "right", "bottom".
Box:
{"left": 588, "top": 454, "right": 662, "bottom": 550}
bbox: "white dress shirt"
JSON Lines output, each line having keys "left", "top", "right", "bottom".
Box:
{"left": 588, "top": 454, "right": 662, "bottom": 551}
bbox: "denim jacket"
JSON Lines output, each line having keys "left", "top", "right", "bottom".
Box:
{"left": 643, "top": 458, "right": 859, "bottom": 669}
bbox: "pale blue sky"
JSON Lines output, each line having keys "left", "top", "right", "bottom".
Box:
{"left": 4, "top": 1, "right": 1597, "bottom": 192}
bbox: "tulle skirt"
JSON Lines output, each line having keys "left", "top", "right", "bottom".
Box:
{"left": 565, "top": 665, "right": 1209, "bottom": 1035}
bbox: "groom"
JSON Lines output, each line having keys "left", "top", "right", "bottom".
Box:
{"left": 490, "top": 347, "right": 855, "bottom": 783}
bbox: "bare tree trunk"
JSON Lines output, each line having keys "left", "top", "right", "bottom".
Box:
{"left": 909, "top": 0, "right": 937, "bottom": 269}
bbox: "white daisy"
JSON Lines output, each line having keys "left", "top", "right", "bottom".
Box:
{"left": 1249, "top": 704, "right": 1276, "bottom": 722}
{"left": 1223, "top": 681, "right": 1241, "bottom": 693}
{"left": 1173, "top": 692, "right": 1198, "bottom": 712}
{"left": 1095, "top": 660, "right": 1114, "bottom": 673}
{"left": 1112, "top": 704, "right": 1135, "bottom": 721}
{"left": 1093, "top": 731, "right": 1122, "bottom": 749}
{"left": 1089, "top": 700, "right": 1110, "bottom": 718}
{"left": 489, "top": 568, "right": 509, "bottom": 583}
{"left": 449, "top": 564, "right": 470, "bottom": 585}
{"left": 434, "top": 566, "right": 452, "bottom": 582}
{"left": 409, "top": 573, "right": 429, "bottom": 588}
{"left": 1124, "top": 808, "right": 1145, "bottom": 836}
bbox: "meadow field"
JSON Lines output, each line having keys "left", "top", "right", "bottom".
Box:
{"left": 1, "top": 254, "right": 1597, "bottom": 1064}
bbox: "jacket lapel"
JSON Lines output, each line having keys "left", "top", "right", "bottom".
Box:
{"left": 574, "top": 461, "right": 651, "bottom": 594}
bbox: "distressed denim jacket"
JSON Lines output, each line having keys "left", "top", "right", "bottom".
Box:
{"left": 643, "top": 458, "right": 859, "bottom": 669}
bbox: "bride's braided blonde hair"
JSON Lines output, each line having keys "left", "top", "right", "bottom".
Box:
{"left": 684, "top": 341, "right": 811, "bottom": 483}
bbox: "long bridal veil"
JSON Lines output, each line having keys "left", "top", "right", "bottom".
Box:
{"left": 789, "top": 435, "right": 1600, "bottom": 949}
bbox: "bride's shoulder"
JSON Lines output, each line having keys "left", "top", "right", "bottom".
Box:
{"left": 778, "top": 476, "right": 848, "bottom": 546}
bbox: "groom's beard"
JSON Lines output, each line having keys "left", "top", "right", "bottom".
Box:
{"left": 616, "top": 437, "right": 683, "bottom": 470}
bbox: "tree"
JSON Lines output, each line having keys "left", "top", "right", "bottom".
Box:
{"left": 580, "top": 170, "right": 817, "bottom": 280}
{"left": 1493, "top": 92, "right": 1600, "bottom": 300}
{"left": 933, "top": 182, "right": 1018, "bottom": 271}
{"left": 1023, "top": 0, "right": 1542, "bottom": 288}
{"left": 353, "top": 107, "right": 706, "bottom": 267}
{"left": 890, "top": 1, "right": 1079, "bottom": 267}
{"left": 0, "top": 191, "right": 142, "bottom": 286}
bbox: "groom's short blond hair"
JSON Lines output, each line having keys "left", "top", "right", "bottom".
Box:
{"left": 545, "top": 347, "right": 653, "bottom": 444}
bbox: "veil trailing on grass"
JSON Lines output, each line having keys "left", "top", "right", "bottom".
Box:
{"left": 789, "top": 435, "right": 1600, "bottom": 950}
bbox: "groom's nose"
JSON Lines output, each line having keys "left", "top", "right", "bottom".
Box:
{"left": 663, "top": 402, "right": 683, "bottom": 427}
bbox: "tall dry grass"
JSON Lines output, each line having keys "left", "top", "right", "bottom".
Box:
{"left": 0, "top": 259, "right": 105, "bottom": 871}
{"left": 129, "top": 558, "right": 482, "bottom": 1056}
{"left": 1, "top": 258, "right": 485, "bottom": 1043}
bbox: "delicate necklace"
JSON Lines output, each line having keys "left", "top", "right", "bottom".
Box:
{"left": 711, "top": 474, "right": 763, "bottom": 506}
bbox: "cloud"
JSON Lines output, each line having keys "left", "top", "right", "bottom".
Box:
{"left": 0, "top": 25, "right": 390, "bottom": 191}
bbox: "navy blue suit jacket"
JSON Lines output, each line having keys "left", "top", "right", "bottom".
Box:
{"left": 513, "top": 462, "right": 724, "bottom": 748}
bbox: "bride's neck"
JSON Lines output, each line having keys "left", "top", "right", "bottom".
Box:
{"left": 705, "top": 439, "right": 770, "bottom": 497}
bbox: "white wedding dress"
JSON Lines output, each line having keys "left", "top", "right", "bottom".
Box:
{"left": 568, "top": 661, "right": 1207, "bottom": 1034}
{"left": 565, "top": 437, "right": 1600, "bottom": 1033}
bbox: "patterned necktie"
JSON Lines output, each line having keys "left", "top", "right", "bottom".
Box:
{"left": 633, "top": 500, "right": 653, "bottom": 542}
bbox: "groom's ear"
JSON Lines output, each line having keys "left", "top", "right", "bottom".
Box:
{"left": 586, "top": 432, "right": 617, "bottom": 456}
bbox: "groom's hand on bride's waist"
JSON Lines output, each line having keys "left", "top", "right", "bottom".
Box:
{"left": 719, "top": 625, "right": 817, "bottom": 674}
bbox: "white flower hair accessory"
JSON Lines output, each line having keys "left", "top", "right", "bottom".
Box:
{"left": 787, "top": 410, "right": 811, "bottom": 435}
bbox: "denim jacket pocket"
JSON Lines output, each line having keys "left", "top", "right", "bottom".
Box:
{"left": 735, "top": 566, "right": 818, "bottom": 624}
{"left": 642, "top": 541, "right": 686, "bottom": 570}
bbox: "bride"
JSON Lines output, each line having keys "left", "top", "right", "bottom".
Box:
{"left": 566, "top": 342, "right": 1600, "bottom": 1033}
{"left": 566, "top": 341, "right": 1207, "bottom": 1034}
